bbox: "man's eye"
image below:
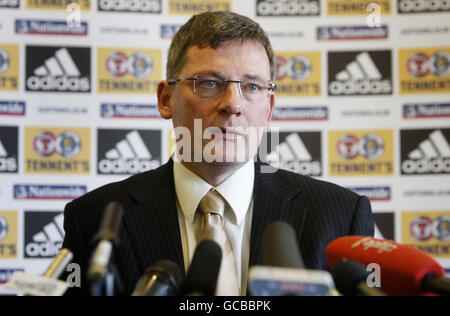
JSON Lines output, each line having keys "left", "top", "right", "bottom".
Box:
{"left": 199, "top": 80, "right": 219, "bottom": 89}
{"left": 245, "top": 83, "right": 261, "bottom": 93}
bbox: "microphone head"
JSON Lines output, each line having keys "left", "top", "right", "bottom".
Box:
{"left": 263, "top": 221, "right": 305, "bottom": 269}
{"left": 132, "top": 260, "right": 183, "bottom": 296}
{"left": 146, "top": 260, "right": 184, "bottom": 291}
{"left": 331, "top": 260, "right": 369, "bottom": 296}
{"left": 183, "top": 239, "right": 222, "bottom": 296}
{"left": 93, "top": 201, "right": 124, "bottom": 245}
{"left": 326, "top": 236, "right": 445, "bottom": 296}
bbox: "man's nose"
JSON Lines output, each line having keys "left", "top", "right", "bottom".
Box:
{"left": 218, "top": 81, "right": 243, "bottom": 116}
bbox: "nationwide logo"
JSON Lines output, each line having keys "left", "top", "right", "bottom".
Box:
{"left": 328, "top": 51, "right": 392, "bottom": 96}
{"left": 0, "top": 211, "right": 18, "bottom": 259}
{"left": 403, "top": 103, "right": 450, "bottom": 119}
{"left": 275, "top": 52, "right": 321, "bottom": 97}
{"left": 25, "top": 127, "right": 90, "bottom": 174}
{"left": 0, "top": 126, "right": 18, "bottom": 174}
{"left": 98, "top": 48, "right": 161, "bottom": 94}
{"left": 256, "top": 0, "right": 320, "bottom": 16}
{"left": 402, "top": 211, "right": 450, "bottom": 258}
{"left": 0, "top": 101, "right": 25, "bottom": 116}
{"left": 98, "top": 0, "right": 162, "bottom": 13}
{"left": 373, "top": 213, "right": 395, "bottom": 241}
{"left": 399, "top": 48, "right": 450, "bottom": 95}
{"left": 26, "top": 0, "right": 91, "bottom": 10}
{"left": 259, "top": 132, "right": 322, "bottom": 176}
{"left": 161, "top": 24, "right": 182, "bottom": 39}
{"left": 329, "top": 130, "right": 394, "bottom": 176}
{"left": 101, "top": 103, "right": 161, "bottom": 119}
{"left": 327, "top": 0, "right": 391, "bottom": 15}
{"left": 98, "top": 129, "right": 162, "bottom": 175}
{"left": 401, "top": 129, "right": 450, "bottom": 175}
{"left": 317, "top": 25, "right": 388, "bottom": 41}
{"left": 24, "top": 212, "right": 64, "bottom": 258}
{"left": 347, "top": 186, "right": 391, "bottom": 201}
{"left": 15, "top": 19, "right": 88, "bottom": 36}
{"left": 168, "top": 0, "right": 231, "bottom": 15}
{"left": 0, "top": 45, "right": 19, "bottom": 91}
{"left": 271, "top": 106, "right": 328, "bottom": 121}
{"left": 398, "top": 0, "right": 450, "bottom": 13}
{"left": 26, "top": 46, "right": 91, "bottom": 93}
{"left": 0, "top": 269, "right": 24, "bottom": 284}
{"left": 0, "top": 0, "right": 19, "bottom": 8}
{"left": 14, "top": 184, "right": 87, "bottom": 200}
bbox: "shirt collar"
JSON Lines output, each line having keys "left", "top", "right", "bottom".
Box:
{"left": 173, "top": 160, "right": 255, "bottom": 226}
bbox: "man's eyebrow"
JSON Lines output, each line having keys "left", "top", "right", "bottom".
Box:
{"left": 241, "top": 74, "right": 267, "bottom": 82}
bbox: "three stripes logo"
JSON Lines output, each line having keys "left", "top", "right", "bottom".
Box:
{"left": 0, "top": 126, "right": 18, "bottom": 173}
{"left": 26, "top": 46, "right": 91, "bottom": 93}
{"left": 260, "top": 132, "right": 322, "bottom": 176}
{"left": 24, "top": 212, "right": 64, "bottom": 258}
{"left": 401, "top": 129, "right": 450, "bottom": 175}
{"left": 98, "top": 129, "right": 162, "bottom": 175}
{"left": 328, "top": 51, "right": 392, "bottom": 96}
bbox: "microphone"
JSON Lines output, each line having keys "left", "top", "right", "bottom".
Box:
{"left": 132, "top": 260, "right": 184, "bottom": 296}
{"left": 43, "top": 248, "right": 74, "bottom": 279}
{"left": 87, "top": 201, "right": 124, "bottom": 284}
{"left": 262, "top": 221, "right": 305, "bottom": 268}
{"left": 248, "top": 221, "right": 335, "bottom": 296}
{"left": 182, "top": 240, "right": 222, "bottom": 296}
{"left": 326, "top": 236, "right": 450, "bottom": 296}
{"left": 331, "top": 260, "right": 386, "bottom": 296}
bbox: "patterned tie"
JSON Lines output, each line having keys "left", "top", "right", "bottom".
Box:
{"left": 198, "top": 190, "right": 240, "bottom": 296}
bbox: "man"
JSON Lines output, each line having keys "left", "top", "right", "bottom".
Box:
{"left": 62, "top": 11, "right": 374, "bottom": 296}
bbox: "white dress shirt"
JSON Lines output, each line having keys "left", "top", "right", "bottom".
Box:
{"left": 173, "top": 159, "right": 255, "bottom": 296}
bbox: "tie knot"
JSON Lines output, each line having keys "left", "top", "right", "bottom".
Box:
{"left": 199, "top": 190, "right": 225, "bottom": 218}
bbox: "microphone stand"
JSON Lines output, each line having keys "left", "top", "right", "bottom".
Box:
{"left": 90, "top": 263, "right": 124, "bottom": 296}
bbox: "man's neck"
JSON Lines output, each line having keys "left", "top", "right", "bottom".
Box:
{"left": 180, "top": 161, "right": 248, "bottom": 186}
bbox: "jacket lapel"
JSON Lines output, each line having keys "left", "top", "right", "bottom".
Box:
{"left": 249, "top": 163, "right": 309, "bottom": 266}
{"left": 123, "top": 160, "right": 185, "bottom": 275}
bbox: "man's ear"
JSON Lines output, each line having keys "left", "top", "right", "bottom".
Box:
{"left": 157, "top": 81, "right": 173, "bottom": 119}
{"left": 265, "top": 93, "right": 275, "bottom": 127}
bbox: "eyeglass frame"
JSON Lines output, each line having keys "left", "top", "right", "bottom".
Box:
{"left": 167, "top": 75, "right": 277, "bottom": 100}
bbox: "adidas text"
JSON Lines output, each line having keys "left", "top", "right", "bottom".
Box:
{"left": 25, "top": 241, "right": 62, "bottom": 258}
{"left": 330, "top": 79, "right": 391, "bottom": 95}
{"left": 99, "top": 0, "right": 161, "bottom": 12}
{"left": 98, "top": 159, "right": 161, "bottom": 174}
{"left": 402, "top": 158, "right": 450, "bottom": 174}
{"left": 27, "top": 76, "right": 90, "bottom": 92}
{"left": 0, "top": 158, "right": 17, "bottom": 172}
{"left": 399, "top": 0, "right": 450, "bottom": 12}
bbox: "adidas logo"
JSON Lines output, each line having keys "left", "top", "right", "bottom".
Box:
{"left": 26, "top": 47, "right": 90, "bottom": 92}
{"left": 0, "top": 140, "right": 17, "bottom": 173}
{"left": 265, "top": 133, "right": 321, "bottom": 176}
{"left": 329, "top": 51, "right": 392, "bottom": 95}
{"left": 98, "top": 130, "right": 161, "bottom": 174}
{"left": 402, "top": 130, "right": 450, "bottom": 174}
{"left": 25, "top": 213, "right": 64, "bottom": 258}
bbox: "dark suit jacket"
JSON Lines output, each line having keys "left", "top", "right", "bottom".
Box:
{"left": 62, "top": 159, "right": 374, "bottom": 295}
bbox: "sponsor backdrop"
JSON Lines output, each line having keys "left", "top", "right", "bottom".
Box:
{"left": 0, "top": 0, "right": 449, "bottom": 293}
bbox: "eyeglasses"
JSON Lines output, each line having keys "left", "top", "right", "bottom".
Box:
{"left": 168, "top": 74, "right": 276, "bottom": 102}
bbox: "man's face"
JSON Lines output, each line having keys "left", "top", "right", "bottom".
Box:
{"left": 159, "top": 39, "right": 275, "bottom": 164}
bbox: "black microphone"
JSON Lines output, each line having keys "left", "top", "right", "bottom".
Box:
{"left": 132, "top": 260, "right": 184, "bottom": 296}
{"left": 87, "top": 201, "right": 124, "bottom": 284}
{"left": 331, "top": 260, "right": 386, "bottom": 296}
{"left": 182, "top": 240, "right": 222, "bottom": 296}
{"left": 263, "top": 221, "right": 305, "bottom": 268}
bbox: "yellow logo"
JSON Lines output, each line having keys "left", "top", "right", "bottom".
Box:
{"left": 26, "top": 0, "right": 91, "bottom": 10}
{"left": 0, "top": 44, "right": 19, "bottom": 91}
{"left": 168, "top": 0, "right": 231, "bottom": 15}
{"left": 275, "top": 52, "right": 321, "bottom": 97}
{"left": 327, "top": 0, "right": 391, "bottom": 16}
{"left": 402, "top": 211, "right": 450, "bottom": 258}
{"left": 25, "top": 127, "right": 91, "bottom": 174}
{"left": 329, "top": 130, "right": 394, "bottom": 176}
{"left": 399, "top": 47, "right": 450, "bottom": 95}
{"left": 98, "top": 48, "right": 161, "bottom": 94}
{"left": 0, "top": 211, "right": 18, "bottom": 259}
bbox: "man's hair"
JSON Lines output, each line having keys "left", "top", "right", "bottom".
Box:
{"left": 166, "top": 11, "right": 275, "bottom": 81}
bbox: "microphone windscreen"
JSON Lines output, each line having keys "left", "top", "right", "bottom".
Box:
{"left": 263, "top": 221, "right": 305, "bottom": 269}
{"left": 95, "top": 201, "right": 124, "bottom": 244}
{"left": 331, "top": 260, "right": 369, "bottom": 296}
{"left": 183, "top": 239, "right": 222, "bottom": 296}
{"left": 326, "top": 236, "right": 445, "bottom": 296}
{"left": 146, "top": 260, "right": 184, "bottom": 290}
